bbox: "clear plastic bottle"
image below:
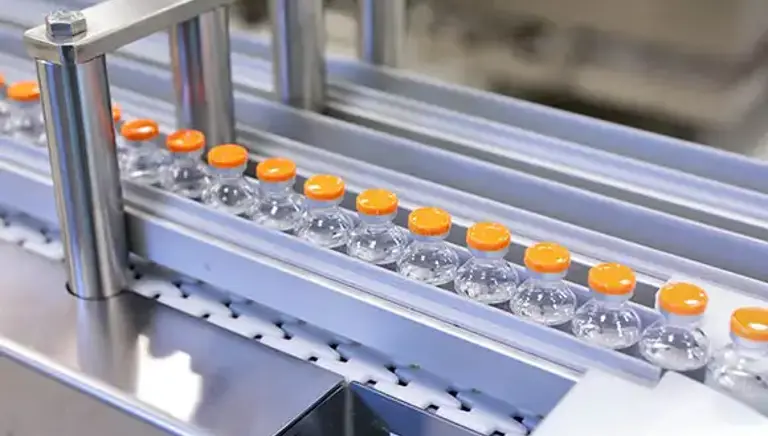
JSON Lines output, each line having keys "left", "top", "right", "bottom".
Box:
{"left": 161, "top": 129, "right": 211, "bottom": 199}
{"left": 251, "top": 157, "right": 304, "bottom": 231}
{"left": 510, "top": 242, "right": 577, "bottom": 326}
{"left": 296, "top": 174, "right": 353, "bottom": 248}
{"left": 119, "top": 118, "right": 167, "bottom": 185}
{"left": 2, "top": 80, "right": 44, "bottom": 142}
{"left": 396, "top": 207, "right": 460, "bottom": 286}
{"left": 706, "top": 307, "right": 768, "bottom": 415}
{"left": 454, "top": 222, "right": 519, "bottom": 305}
{"left": 638, "top": 282, "right": 710, "bottom": 371}
{"left": 202, "top": 144, "right": 257, "bottom": 215}
{"left": 346, "top": 189, "right": 409, "bottom": 265}
{"left": 571, "top": 263, "right": 642, "bottom": 349}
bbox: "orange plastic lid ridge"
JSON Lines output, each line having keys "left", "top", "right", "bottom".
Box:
{"left": 356, "top": 189, "right": 398, "bottom": 216}
{"left": 304, "top": 174, "right": 345, "bottom": 201}
{"left": 7, "top": 80, "right": 40, "bottom": 102}
{"left": 657, "top": 282, "right": 709, "bottom": 316}
{"left": 466, "top": 222, "right": 511, "bottom": 252}
{"left": 207, "top": 144, "right": 248, "bottom": 169}
{"left": 524, "top": 242, "right": 571, "bottom": 274}
{"left": 730, "top": 307, "right": 768, "bottom": 342}
{"left": 166, "top": 129, "right": 205, "bottom": 153}
{"left": 112, "top": 104, "right": 122, "bottom": 123}
{"left": 257, "top": 157, "right": 296, "bottom": 183}
{"left": 588, "top": 263, "right": 636, "bottom": 296}
{"left": 409, "top": 207, "right": 452, "bottom": 236}
{"left": 120, "top": 119, "right": 159, "bottom": 141}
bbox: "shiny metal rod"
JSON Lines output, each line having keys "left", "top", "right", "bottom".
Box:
{"left": 358, "top": 0, "right": 405, "bottom": 67}
{"left": 169, "top": 7, "right": 235, "bottom": 148}
{"left": 36, "top": 55, "right": 128, "bottom": 299}
{"left": 269, "top": 0, "right": 326, "bottom": 111}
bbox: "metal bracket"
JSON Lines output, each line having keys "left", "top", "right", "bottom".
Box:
{"left": 22, "top": 0, "right": 236, "bottom": 299}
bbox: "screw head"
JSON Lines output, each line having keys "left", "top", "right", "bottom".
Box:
{"left": 45, "top": 9, "right": 87, "bottom": 39}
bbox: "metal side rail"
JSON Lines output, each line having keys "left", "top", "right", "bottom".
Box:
{"left": 0, "top": 135, "right": 580, "bottom": 416}
{"left": 1, "top": 2, "right": 767, "bottom": 248}
{"left": 100, "top": 54, "right": 768, "bottom": 296}
{"left": 0, "top": 213, "right": 533, "bottom": 435}
{"left": 0, "top": 14, "right": 767, "bottom": 294}
{"left": 2, "top": 44, "right": 763, "bottom": 302}
{"left": 42, "top": 0, "right": 768, "bottom": 195}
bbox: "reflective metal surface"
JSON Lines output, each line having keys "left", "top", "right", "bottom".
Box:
{"left": 269, "top": 0, "right": 326, "bottom": 110}
{"left": 36, "top": 55, "right": 128, "bottom": 299}
{"left": 170, "top": 7, "right": 235, "bottom": 146}
{"left": 0, "top": 241, "right": 344, "bottom": 435}
{"left": 23, "top": 0, "right": 238, "bottom": 64}
{"left": 358, "top": 0, "right": 405, "bottom": 67}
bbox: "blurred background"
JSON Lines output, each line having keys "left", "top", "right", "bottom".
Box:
{"left": 235, "top": 0, "right": 768, "bottom": 159}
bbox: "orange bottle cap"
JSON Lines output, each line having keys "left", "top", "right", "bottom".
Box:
{"left": 730, "top": 307, "right": 768, "bottom": 342}
{"left": 657, "top": 282, "right": 708, "bottom": 316}
{"left": 7, "top": 80, "right": 40, "bottom": 102}
{"left": 120, "top": 119, "right": 159, "bottom": 142}
{"left": 0, "top": 73, "right": 5, "bottom": 88}
{"left": 524, "top": 242, "right": 571, "bottom": 274}
{"left": 466, "top": 222, "right": 511, "bottom": 252}
{"left": 166, "top": 129, "right": 205, "bottom": 153}
{"left": 304, "top": 174, "right": 345, "bottom": 201}
{"left": 257, "top": 157, "right": 296, "bottom": 183}
{"left": 356, "top": 189, "right": 398, "bottom": 216}
{"left": 409, "top": 207, "right": 451, "bottom": 237}
{"left": 588, "top": 263, "right": 636, "bottom": 296}
{"left": 112, "top": 103, "right": 122, "bottom": 123}
{"left": 207, "top": 144, "right": 248, "bottom": 169}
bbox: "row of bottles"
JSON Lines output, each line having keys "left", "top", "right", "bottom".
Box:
{"left": 3, "top": 79, "right": 765, "bottom": 415}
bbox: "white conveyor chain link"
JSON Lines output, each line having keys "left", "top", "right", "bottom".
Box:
{"left": 0, "top": 208, "right": 538, "bottom": 436}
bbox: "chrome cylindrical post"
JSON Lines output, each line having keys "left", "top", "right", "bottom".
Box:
{"left": 35, "top": 10, "right": 128, "bottom": 299}
{"left": 358, "top": 0, "right": 405, "bottom": 67}
{"left": 269, "top": 0, "right": 326, "bottom": 111}
{"left": 36, "top": 55, "right": 128, "bottom": 299}
{"left": 169, "top": 6, "right": 235, "bottom": 149}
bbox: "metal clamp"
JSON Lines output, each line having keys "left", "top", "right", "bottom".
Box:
{"left": 23, "top": 0, "right": 238, "bottom": 299}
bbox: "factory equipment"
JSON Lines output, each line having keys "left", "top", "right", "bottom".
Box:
{"left": 0, "top": 0, "right": 766, "bottom": 434}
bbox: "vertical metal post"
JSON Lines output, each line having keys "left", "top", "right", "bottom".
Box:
{"left": 269, "top": 0, "right": 326, "bottom": 111}
{"left": 36, "top": 10, "right": 128, "bottom": 299}
{"left": 358, "top": 0, "right": 405, "bottom": 67}
{"left": 169, "top": 7, "right": 235, "bottom": 149}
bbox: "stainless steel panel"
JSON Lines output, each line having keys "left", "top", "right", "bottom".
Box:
{"left": 0, "top": 240, "right": 345, "bottom": 435}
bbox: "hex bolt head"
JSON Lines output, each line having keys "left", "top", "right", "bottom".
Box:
{"left": 45, "top": 9, "right": 87, "bottom": 39}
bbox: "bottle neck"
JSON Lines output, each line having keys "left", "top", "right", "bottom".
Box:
{"left": 526, "top": 270, "right": 568, "bottom": 282}
{"left": 468, "top": 247, "right": 508, "bottom": 262}
{"left": 359, "top": 212, "right": 396, "bottom": 231}
{"left": 660, "top": 310, "right": 702, "bottom": 327}
{"left": 305, "top": 197, "right": 342, "bottom": 212}
{"left": 172, "top": 149, "right": 203, "bottom": 164}
{"left": 210, "top": 165, "right": 247, "bottom": 180}
{"left": 410, "top": 233, "right": 448, "bottom": 244}
{"left": 591, "top": 292, "right": 631, "bottom": 308}
{"left": 731, "top": 335, "right": 768, "bottom": 357}
{"left": 258, "top": 179, "right": 295, "bottom": 198}
{"left": 125, "top": 138, "right": 158, "bottom": 150}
